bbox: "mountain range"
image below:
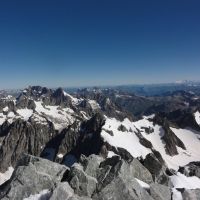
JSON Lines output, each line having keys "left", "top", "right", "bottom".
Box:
{"left": 0, "top": 85, "right": 200, "bottom": 199}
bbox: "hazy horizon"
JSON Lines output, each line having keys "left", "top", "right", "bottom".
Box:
{"left": 1, "top": 80, "right": 200, "bottom": 91}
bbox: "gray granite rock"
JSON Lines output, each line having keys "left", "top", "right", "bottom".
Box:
{"left": 149, "top": 183, "right": 171, "bottom": 200}
{"left": 93, "top": 176, "right": 154, "bottom": 200}
{"left": 0, "top": 154, "right": 68, "bottom": 200}
{"left": 50, "top": 182, "right": 92, "bottom": 200}
{"left": 182, "top": 189, "right": 200, "bottom": 200}
{"left": 69, "top": 163, "right": 97, "bottom": 197}
{"left": 130, "top": 158, "right": 153, "bottom": 184}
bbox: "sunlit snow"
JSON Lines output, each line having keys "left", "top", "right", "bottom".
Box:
{"left": 0, "top": 166, "right": 14, "bottom": 185}
{"left": 194, "top": 111, "right": 200, "bottom": 125}
{"left": 101, "top": 116, "right": 200, "bottom": 170}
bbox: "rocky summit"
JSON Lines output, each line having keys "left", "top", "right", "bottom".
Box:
{"left": 0, "top": 86, "right": 200, "bottom": 199}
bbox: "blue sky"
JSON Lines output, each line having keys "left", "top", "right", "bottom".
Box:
{"left": 0, "top": 0, "right": 200, "bottom": 89}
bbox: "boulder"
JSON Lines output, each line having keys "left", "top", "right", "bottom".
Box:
{"left": 50, "top": 182, "right": 92, "bottom": 200}
{"left": 0, "top": 154, "right": 68, "bottom": 200}
{"left": 68, "top": 163, "right": 97, "bottom": 197}
{"left": 149, "top": 183, "right": 171, "bottom": 200}
{"left": 79, "top": 154, "right": 104, "bottom": 178}
{"left": 182, "top": 189, "right": 200, "bottom": 200}
{"left": 94, "top": 156, "right": 154, "bottom": 200}
{"left": 143, "top": 152, "right": 170, "bottom": 185}
{"left": 93, "top": 176, "right": 154, "bottom": 200}
{"left": 111, "top": 147, "right": 133, "bottom": 163}
{"left": 130, "top": 158, "right": 153, "bottom": 184}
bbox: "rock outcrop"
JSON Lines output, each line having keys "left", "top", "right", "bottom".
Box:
{"left": 0, "top": 154, "right": 68, "bottom": 200}
{"left": 0, "top": 153, "right": 173, "bottom": 200}
{"left": 179, "top": 162, "right": 200, "bottom": 178}
{"left": 0, "top": 119, "right": 56, "bottom": 172}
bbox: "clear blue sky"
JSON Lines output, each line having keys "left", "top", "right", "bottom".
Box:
{"left": 0, "top": 0, "right": 200, "bottom": 89}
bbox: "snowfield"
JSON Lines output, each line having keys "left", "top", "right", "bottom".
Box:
{"left": 101, "top": 115, "right": 200, "bottom": 170}
{"left": 0, "top": 99, "right": 76, "bottom": 131}
{"left": 170, "top": 172, "right": 200, "bottom": 189}
{"left": 17, "top": 108, "right": 33, "bottom": 120}
{"left": 101, "top": 115, "right": 200, "bottom": 196}
{"left": 101, "top": 117, "right": 151, "bottom": 158}
{"left": 34, "top": 101, "right": 75, "bottom": 130}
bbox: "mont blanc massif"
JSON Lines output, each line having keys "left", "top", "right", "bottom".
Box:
{"left": 0, "top": 84, "right": 200, "bottom": 200}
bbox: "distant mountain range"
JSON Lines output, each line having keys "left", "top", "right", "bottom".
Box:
{"left": 2, "top": 81, "right": 200, "bottom": 98}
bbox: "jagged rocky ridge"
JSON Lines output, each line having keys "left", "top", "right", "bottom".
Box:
{"left": 0, "top": 86, "right": 200, "bottom": 199}
{"left": 1, "top": 153, "right": 200, "bottom": 200}
{"left": 0, "top": 154, "right": 171, "bottom": 200}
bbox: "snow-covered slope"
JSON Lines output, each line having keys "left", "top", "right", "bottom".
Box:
{"left": 0, "top": 101, "right": 75, "bottom": 131}
{"left": 101, "top": 115, "right": 200, "bottom": 171}
{"left": 101, "top": 117, "right": 151, "bottom": 158}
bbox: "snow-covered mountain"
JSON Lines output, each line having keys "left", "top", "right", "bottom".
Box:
{"left": 0, "top": 86, "right": 200, "bottom": 199}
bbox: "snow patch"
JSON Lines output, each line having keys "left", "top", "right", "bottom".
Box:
{"left": 0, "top": 166, "right": 14, "bottom": 185}
{"left": 172, "top": 188, "right": 183, "bottom": 200}
{"left": 7, "top": 111, "right": 15, "bottom": 118}
{"left": 63, "top": 91, "right": 80, "bottom": 105}
{"left": 135, "top": 178, "right": 150, "bottom": 190}
{"left": 23, "top": 189, "right": 51, "bottom": 200}
{"left": 170, "top": 172, "right": 200, "bottom": 189}
{"left": 0, "top": 113, "right": 6, "bottom": 125}
{"left": 194, "top": 111, "right": 200, "bottom": 125}
{"left": 17, "top": 108, "right": 33, "bottom": 120}
{"left": 3, "top": 106, "right": 8, "bottom": 112}
{"left": 88, "top": 100, "right": 101, "bottom": 110}
{"left": 34, "top": 101, "right": 75, "bottom": 130}
{"left": 107, "top": 151, "right": 117, "bottom": 158}
{"left": 57, "top": 153, "right": 64, "bottom": 159}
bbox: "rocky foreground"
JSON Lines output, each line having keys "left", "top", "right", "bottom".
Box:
{"left": 0, "top": 153, "right": 196, "bottom": 200}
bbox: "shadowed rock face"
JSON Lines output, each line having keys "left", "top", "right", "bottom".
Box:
{"left": 0, "top": 119, "right": 56, "bottom": 172}
{"left": 0, "top": 112, "right": 107, "bottom": 172}
{"left": 153, "top": 115, "right": 186, "bottom": 156}
{"left": 0, "top": 101, "right": 15, "bottom": 113}
{"left": 73, "top": 113, "right": 106, "bottom": 158}
{"left": 142, "top": 152, "right": 170, "bottom": 186}
{"left": 179, "top": 162, "right": 200, "bottom": 178}
{"left": 162, "top": 121, "right": 186, "bottom": 156}
{"left": 154, "top": 109, "right": 200, "bottom": 132}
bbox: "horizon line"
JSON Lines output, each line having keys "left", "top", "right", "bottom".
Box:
{"left": 1, "top": 80, "right": 200, "bottom": 91}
